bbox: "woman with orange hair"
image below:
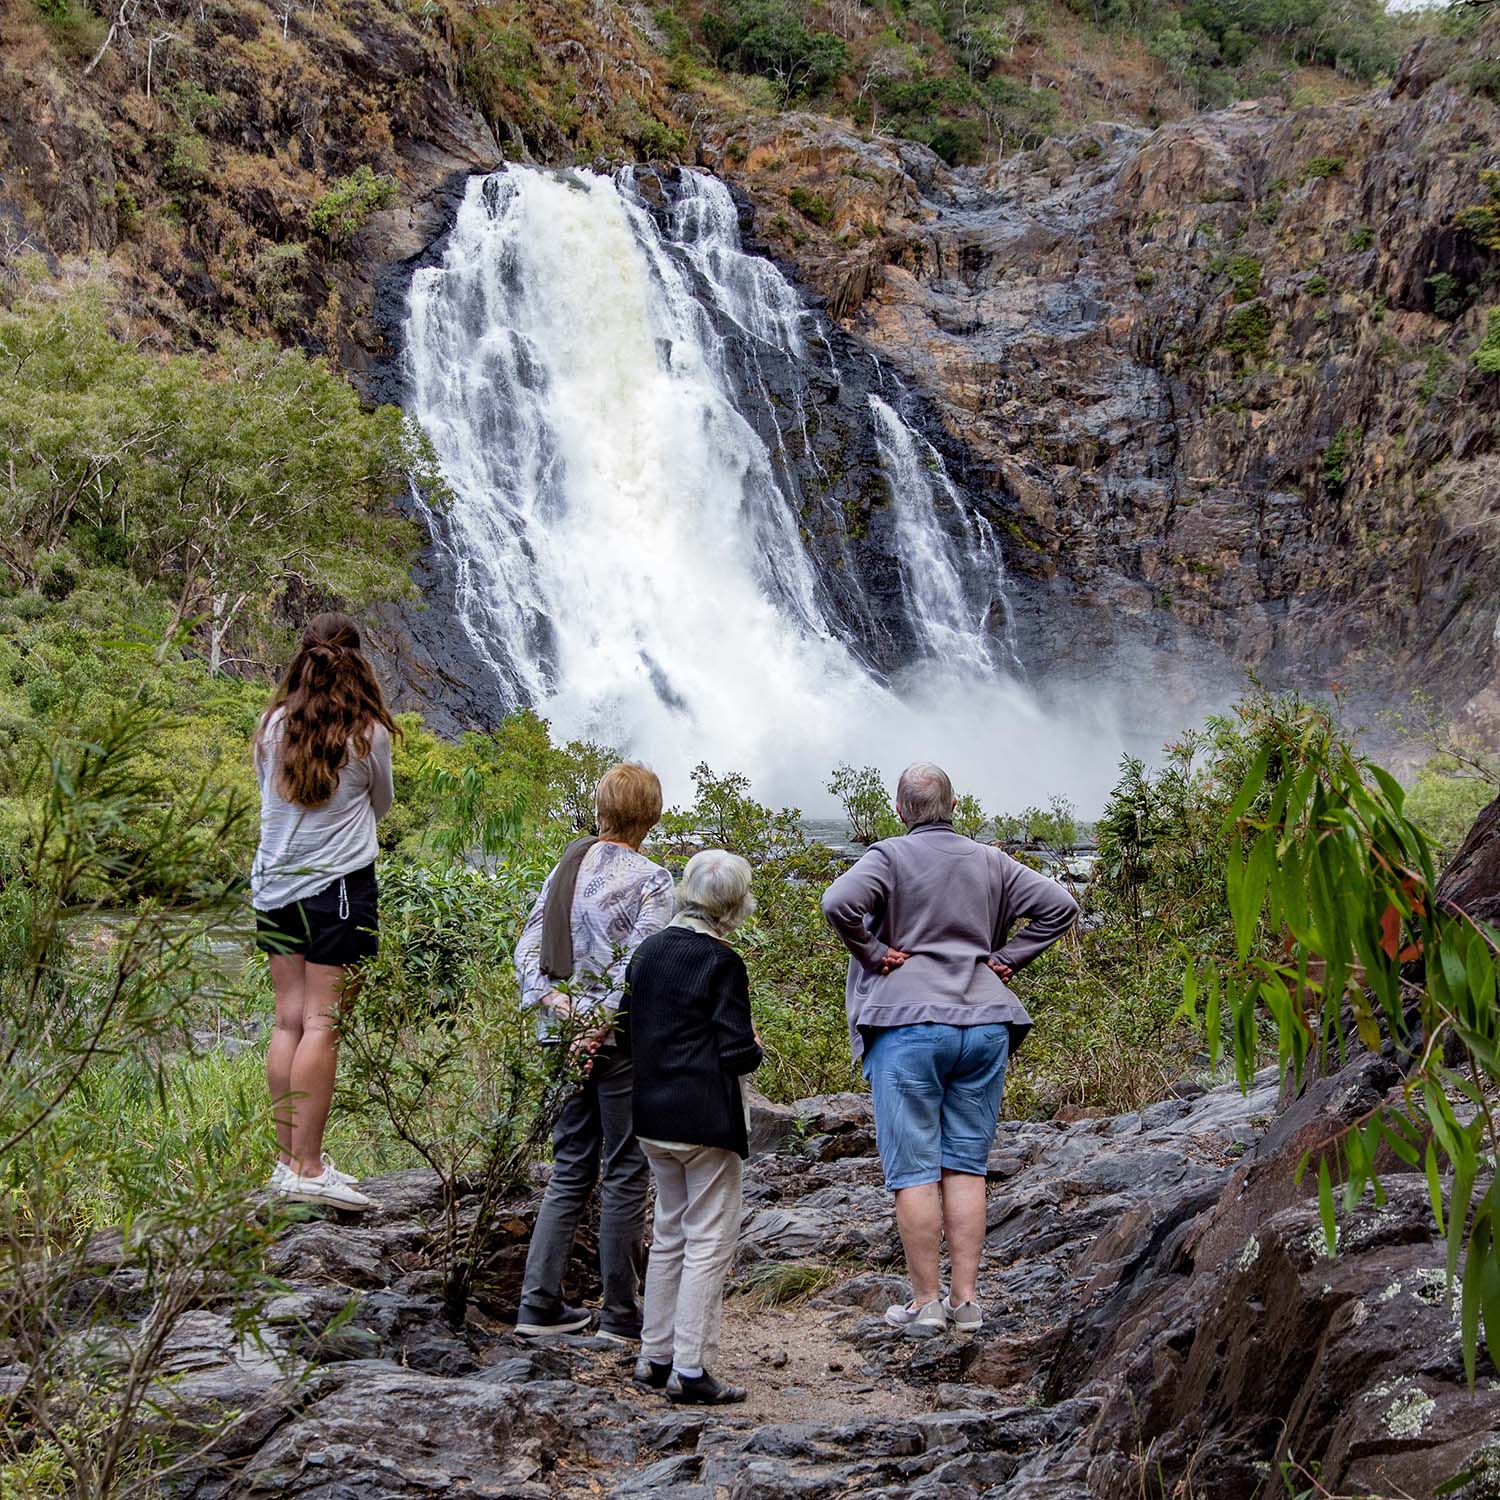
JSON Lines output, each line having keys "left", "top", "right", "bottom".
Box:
{"left": 512, "top": 762, "right": 674, "bottom": 1340}
{"left": 251, "top": 612, "right": 396, "bottom": 1212}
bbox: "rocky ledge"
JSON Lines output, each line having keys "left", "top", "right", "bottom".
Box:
{"left": 43, "top": 1046, "right": 1498, "bottom": 1500}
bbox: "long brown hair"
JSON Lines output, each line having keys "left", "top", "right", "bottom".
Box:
{"left": 258, "top": 613, "right": 397, "bottom": 809}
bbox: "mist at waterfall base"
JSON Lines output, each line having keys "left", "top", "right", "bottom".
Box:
{"left": 405, "top": 166, "right": 1132, "bottom": 817}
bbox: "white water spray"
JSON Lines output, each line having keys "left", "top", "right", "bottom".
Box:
{"left": 405, "top": 166, "right": 1121, "bottom": 809}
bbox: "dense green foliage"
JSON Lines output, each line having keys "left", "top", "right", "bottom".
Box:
{"left": 1184, "top": 700, "right": 1500, "bottom": 1385}
{"left": 0, "top": 708, "right": 282, "bottom": 1500}
{"left": 656, "top": 0, "right": 1408, "bottom": 163}
{"left": 1477, "top": 308, "right": 1500, "bottom": 375}
{"left": 0, "top": 285, "right": 433, "bottom": 675}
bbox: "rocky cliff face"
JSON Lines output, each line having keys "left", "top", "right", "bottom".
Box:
{"left": 0, "top": 0, "right": 674, "bottom": 371}
{"left": 709, "top": 44, "right": 1500, "bottom": 728}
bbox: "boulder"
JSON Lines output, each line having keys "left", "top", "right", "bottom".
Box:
{"left": 743, "top": 1082, "right": 799, "bottom": 1157}
{"left": 1437, "top": 793, "right": 1500, "bottom": 930}
{"left": 223, "top": 1363, "right": 643, "bottom": 1498}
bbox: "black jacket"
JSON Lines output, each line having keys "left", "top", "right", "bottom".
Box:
{"left": 625, "top": 926, "right": 764, "bottom": 1158}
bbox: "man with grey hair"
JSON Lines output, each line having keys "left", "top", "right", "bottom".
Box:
{"left": 821, "top": 762, "right": 1078, "bottom": 1337}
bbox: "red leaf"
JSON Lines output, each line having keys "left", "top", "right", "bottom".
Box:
{"left": 1380, "top": 903, "right": 1401, "bottom": 960}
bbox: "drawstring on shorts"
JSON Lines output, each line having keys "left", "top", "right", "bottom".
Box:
{"left": 337, "top": 877, "right": 349, "bottom": 922}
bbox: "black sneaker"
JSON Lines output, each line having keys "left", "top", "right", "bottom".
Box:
{"left": 667, "top": 1370, "right": 748, "bottom": 1405}
{"left": 514, "top": 1304, "right": 592, "bottom": 1337}
{"left": 632, "top": 1356, "right": 672, "bottom": 1389}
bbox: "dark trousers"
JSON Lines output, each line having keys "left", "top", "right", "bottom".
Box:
{"left": 518, "top": 1044, "right": 649, "bottom": 1333}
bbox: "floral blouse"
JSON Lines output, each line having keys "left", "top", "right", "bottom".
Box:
{"left": 514, "top": 841, "right": 675, "bottom": 1041}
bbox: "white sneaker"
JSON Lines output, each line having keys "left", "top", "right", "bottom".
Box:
{"left": 268, "top": 1161, "right": 292, "bottom": 1191}
{"left": 883, "top": 1299, "right": 948, "bottom": 1338}
{"left": 282, "top": 1168, "right": 373, "bottom": 1212}
{"left": 320, "top": 1154, "right": 359, "bottom": 1187}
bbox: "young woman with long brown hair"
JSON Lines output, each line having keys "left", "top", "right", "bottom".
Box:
{"left": 252, "top": 612, "right": 396, "bottom": 1212}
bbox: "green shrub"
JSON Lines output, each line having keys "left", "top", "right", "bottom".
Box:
{"left": 1456, "top": 169, "right": 1500, "bottom": 253}
{"left": 953, "top": 792, "right": 989, "bottom": 841}
{"left": 1405, "top": 758, "right": 1495, "bottom": 857}
{"left": 700, "top": 0, "right": 847, "bottom": 102}
{"left": 112, "top": 184, "right": 140, "bottom": 238}
{"left": 787, "top": 184, "right": 834, "bottom": 225}
{"left": 309, "top": 164, "right": 400, "bottom": 247}
{"left": 1427, "top": 271, "right": 1472, "bottom": 323}
{"left": 1186, "top": 702, "right": 1500, "bottom": 1386}
{"left": 1347, "top": 223, "right": 1373, "bottom": 251}
{"left": 1220, "top": 300, "right": 1274, "bottom": 365}
{"left": 1321, "top": 423, "right": 1359, "bottom": 492}
{"left": 1222, "top": 253, "right": 1262, "bottom": 302}
{"left": 0, "top": 708, "right": 286, "bottom": 1493}
{"left": 1465, "top": 58, "right": 1500, "bottom": 103}
{"left": 636, "top": 118, "right": 687, "bottom": 159}
{"left": 1304, "top": 273, "right": 1328, "bottom": 297}
{"left": 0, "top": 287, "right": 431, "bottom": 678}
{"left": 827, "top": 763, "right": 902, "bottom": 844}
{"left": 1477, "top": 309, "right": 1500, "bottom": 375}
{"left": 251, "top": 241, "right": 308, "bottom": 331}
{"left": 1303, "top": 156, "right": 1346, "bottom": 181}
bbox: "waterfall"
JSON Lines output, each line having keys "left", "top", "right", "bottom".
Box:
{"left": 404, "top": 165, "right": 1106, "bottom": 805}
{"left": 867, "top": 394, "right": 1020, "bottom": 678}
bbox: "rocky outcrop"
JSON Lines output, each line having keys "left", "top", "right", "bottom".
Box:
{"left": 1438, "top": 791, "right": 1500, "bottom": 930}
{"left": 714, "top": 60, "right": 1500, "bottom": 728}
{"left": 26, "top": 1047, "right": 1494, "bottom": 1500}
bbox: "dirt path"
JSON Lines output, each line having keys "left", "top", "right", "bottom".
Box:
{"left": 561, "top": 1292, "right": 927, "bottom": 1427}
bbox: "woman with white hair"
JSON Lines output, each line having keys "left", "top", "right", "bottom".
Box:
{"left": 624, "top": 849, "right": 763, "bottom": 1405}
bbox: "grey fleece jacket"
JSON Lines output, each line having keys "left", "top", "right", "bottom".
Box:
{"left": 821, "top": 821, "right": 1080, "bottom": 1060}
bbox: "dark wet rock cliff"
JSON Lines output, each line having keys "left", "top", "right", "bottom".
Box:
{"left": 709, "top": 54, "right": 1500, "bottom": 728}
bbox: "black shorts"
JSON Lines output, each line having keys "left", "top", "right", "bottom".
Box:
{"left": 254, "top": 863, "right": 379, "bottom": 967}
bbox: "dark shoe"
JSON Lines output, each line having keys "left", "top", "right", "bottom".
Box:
{"left": 632, "top": 1356, "right": 672, "bottom": 1389}
{"left": 667, "top": 1370, "right": 747, "bottom": 1405}
{"left": 598, "top": 1323, "right": 642, "bottom": 1346}
{"left": 515, "top": 1304, "right": 592, "bottom": 1337}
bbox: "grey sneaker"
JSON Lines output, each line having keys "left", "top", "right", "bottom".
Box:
{"left": 944, "top": 1297, "right": 983, "bottom": 1335}
{"left": 883, "top": 1299, "right": 948, "bottom": 1338}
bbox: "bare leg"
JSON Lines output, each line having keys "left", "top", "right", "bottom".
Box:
{"left": 939, "top": 1170, "right": 988, "bottom": 1306}
{"left": 893, "top": 1182, "right": 944, "bottom": 1306}
{"left": 288, "top": 963, "right": 352, "bottom": 1177}
{"left": 267, "top": 955, "right": 306, "bottom": 1166}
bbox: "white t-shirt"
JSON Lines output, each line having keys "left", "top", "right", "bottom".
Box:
{"left": 250, "top": 709, "right": 394, "bottom": 911}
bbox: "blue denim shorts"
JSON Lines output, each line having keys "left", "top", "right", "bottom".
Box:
{"left": 862, "top": 1022, "right": 1012, "bottom": 1190}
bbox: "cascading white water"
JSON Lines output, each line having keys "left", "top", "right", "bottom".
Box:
{"left": 405, "top": 165, "right": 1119, "bottom": 806}
{"left": 867, "top": 395, "right": 1020, "bottom": 678}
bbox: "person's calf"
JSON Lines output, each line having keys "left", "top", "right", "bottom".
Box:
{"left": 938, "top": 1169, "right": 988, "bottom": 1306}
{"left": 892, "top": 1181, "right": 944, "bottom": 1305}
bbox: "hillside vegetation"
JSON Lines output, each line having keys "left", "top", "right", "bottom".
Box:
{"left": 649, "top": 0, "right": 1419, "bottom": 162}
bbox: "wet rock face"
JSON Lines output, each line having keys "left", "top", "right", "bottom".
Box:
{"left": 716, "top": 77, "right": 1500, "bottom": 724}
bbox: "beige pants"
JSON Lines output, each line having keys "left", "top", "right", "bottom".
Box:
{"left": 640, "top": 1143, "right": 744, "bottom": 1371}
